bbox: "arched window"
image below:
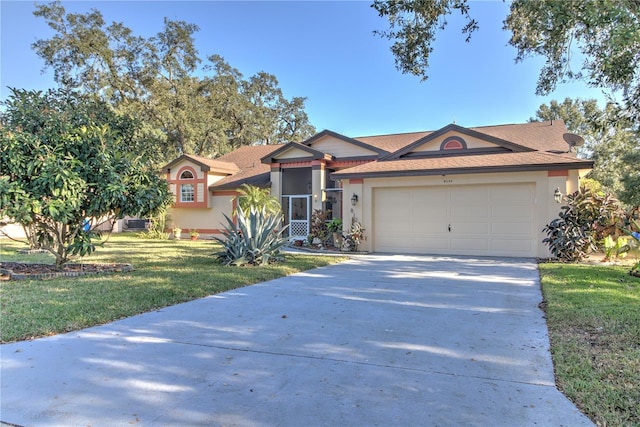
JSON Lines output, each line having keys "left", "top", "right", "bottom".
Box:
{"left": 178, "top": 168, "right": 195, "bottom": 202}
{"left": 440, "top": 136, "right": 467, "bottom": 151}
{"left": 180, "top": 170, "right": 194, "bottom": 179}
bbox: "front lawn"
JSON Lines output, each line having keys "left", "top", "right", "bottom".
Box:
{"left": 0, "top": 234, "right": 348, "bottom": 343}
{"left": 539, "top": 262, "right": 640, "bottom": 427}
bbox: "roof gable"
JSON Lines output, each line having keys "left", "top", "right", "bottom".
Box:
{"left": 304, "top": 130, "right": 389, "bottom": 158}
{"left": 260, "top": 142, "right": 332, "bottom": 164}
{"left": 384, "top": 124, "right": 533, "bottom": 160}
{"left": 161, "top": 154, "right": 239, "bottom": 175}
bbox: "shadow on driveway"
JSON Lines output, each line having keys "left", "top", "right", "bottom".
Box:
{"left": 1, "top": 255, "right": 593, "bottom": 426}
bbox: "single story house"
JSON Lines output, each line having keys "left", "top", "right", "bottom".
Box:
{"left": 161, "top": 120, "right": 593, "bottom": 258}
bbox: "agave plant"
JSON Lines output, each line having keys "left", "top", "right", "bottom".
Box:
{"left": 214, "top": 207, "right": 289, "bottom": 266}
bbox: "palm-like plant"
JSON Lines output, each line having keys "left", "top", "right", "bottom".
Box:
{"left": 236, "top": 184, "right": 281, "bottom": 216}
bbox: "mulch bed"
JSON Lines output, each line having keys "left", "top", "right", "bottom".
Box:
{"left": 0, "top": 262, "right": 134, "bottom": 281}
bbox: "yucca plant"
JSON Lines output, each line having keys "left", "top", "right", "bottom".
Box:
{"left": 214, "top": 207, "right": 289, "bottom": 266}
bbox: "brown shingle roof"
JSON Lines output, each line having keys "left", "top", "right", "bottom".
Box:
{"left": 332, "top": 151, "right": 593, "bottom": 179}
{"left": 161, "top": 153, "right": 239, "bottom": 174}
{"left": 354, "top": 131, "right": 432, "bottom": 153}
{"left": 209, "top": 145, "right": 282, "bottom": 189}
{"left": 353, "top": 120, "right": 570, "bottom": 154}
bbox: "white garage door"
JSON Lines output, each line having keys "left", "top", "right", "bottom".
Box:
{"left": 373, "top": 183, "right": 536, "bottom": 257}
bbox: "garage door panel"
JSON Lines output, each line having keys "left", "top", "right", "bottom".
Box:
{"left": 413, "top": 237, "right": 450, "bottom": 251}
{"left": 373, "top": 184, "right": 536, "bottom": 257}
{"left": 414, "top": 221, "right": 448, "bottom": 234}
{"left": 454, "top": 222, "right": 489, "bottom": 234}
{"left": 491, "top": 238, "right": 533, "bottom": 253}
{"left": 491, "top": 205, "right": 531, "bottom": 219}
{"left": 491, "top": 222, "right": 532, "bottom": 236}
{"left": 451, "top": 237, "right": 490, "bottom": 251}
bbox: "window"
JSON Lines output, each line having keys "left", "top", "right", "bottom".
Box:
{"left": 440, "top": 136, "right": 467, "bottom": 150}
{"left": 180, "top": 184, "right": 194, "bottom": 202}
{"left": 177, "top": 168, "right": 195, "bottom": 202}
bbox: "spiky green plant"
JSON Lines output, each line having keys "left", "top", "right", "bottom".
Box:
{"left": 236, "top": 184, "right": 282, "bottom": 216}
{"left": 214, "top": 207, "right": 289, "bottom": 266}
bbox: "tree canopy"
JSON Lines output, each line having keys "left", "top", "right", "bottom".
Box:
{"left": 373, "top": 0, "right": 640, "bottom": 120}
{"left": 0, "top": 88, "right": 174, "bottom": 267}
{"left": 532, "top": 98, "right": 639, "bottom": 207}
{"left": 31, "top": 2, "right": 315, "bottom": 161}
{"left": 373, "top": 0, "right": 639, "bottom": 207}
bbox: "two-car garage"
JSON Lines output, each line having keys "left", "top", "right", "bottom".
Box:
{"left": 372, "top": 183, "right": 537, "bottom": 257}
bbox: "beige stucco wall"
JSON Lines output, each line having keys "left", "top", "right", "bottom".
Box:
{"left": 169, "top": 194, "right": 235, "bottom": 238}
{"left": 341, "top": 170, "right": 583, "bottom": 257}
{"left": 413, "top": 131, "right": 498, "bottom": 152}
{"left": 310, "top": 135, "right": 378, "bottom": 157}
{"left": 276, "top": 147, "right": 314, "bottom": 160}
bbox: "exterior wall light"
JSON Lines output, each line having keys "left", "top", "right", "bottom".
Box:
{"left": 554, "top": 187, "right": 563, "bottom": 203}
{"left": 351, "top": 193, "right": 358, "bottom": 206}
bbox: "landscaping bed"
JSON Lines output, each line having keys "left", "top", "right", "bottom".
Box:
{"left": 0, "top": 262, "right": 133, "bottom": 281}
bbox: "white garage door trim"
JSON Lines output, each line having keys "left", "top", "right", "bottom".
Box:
{"left": 373, "top": 183, "right": 536, "bottom": 257}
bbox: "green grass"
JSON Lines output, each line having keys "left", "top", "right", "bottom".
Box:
{"left": 539, "top": 262, "right": 640, "bottom": 427}
{"left": 0, "top": 234, "right": 348, "bottom": 343}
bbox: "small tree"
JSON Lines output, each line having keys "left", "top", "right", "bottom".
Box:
{"left": 0, "top": 88, "right": 173, "bottom": 267}
{"left": 542, "top": 186, "right": 629, "bottom": 262}
{"left": 235, "top": 184, "right": 282, "bottom": 217}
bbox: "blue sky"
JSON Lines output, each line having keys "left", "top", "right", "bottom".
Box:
{"left": 1, "top": 0, "right": 607, "bottom": 137}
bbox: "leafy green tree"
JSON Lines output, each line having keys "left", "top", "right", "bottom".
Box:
{"left": 31, "top": 2, "right": 315, "bottom": 160}
{"left": 532, "top": 98, "right": 638, "bottom": 206}
{"left": 373, "top": 1, "right": 640, "bottom": 119}
{"left": 0, "top": 88, "right": 173, "bottom": 267}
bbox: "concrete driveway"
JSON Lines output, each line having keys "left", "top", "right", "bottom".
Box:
{"left": 1, "top": 255, "right": 593, "bottom": 426}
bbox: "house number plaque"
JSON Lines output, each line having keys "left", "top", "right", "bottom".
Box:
{"left": 443, "top": 179, "right": 453, "bottom": 183}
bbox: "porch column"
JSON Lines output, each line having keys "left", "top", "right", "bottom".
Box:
{"left": 270, "top": 163, "right": 282, "bottom": 200}
{"left": 311, "top": 161, "right": 325, "bottom": 211}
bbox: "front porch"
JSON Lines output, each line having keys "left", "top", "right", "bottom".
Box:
{"left": 278, "top": 167, "right": 343, "bottom": 239}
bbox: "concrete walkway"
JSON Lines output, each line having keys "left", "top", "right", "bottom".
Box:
{"left": 1, "top": 255, "right": 593, "bottom": 426}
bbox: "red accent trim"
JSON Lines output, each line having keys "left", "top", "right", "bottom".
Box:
{"left": 280, "top": 162, "right": 313, "bottom": 168}
{"left": 311, "top": 160, "right": 325, "bottom": 166}
{"left": 548, "top": 170, "right": 569, "bottom": 177}
{"left": 349, "top": 178, "right": 364, "bottom": 184}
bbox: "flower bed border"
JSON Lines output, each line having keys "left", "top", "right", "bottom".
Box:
{"left": 0, "top": 263, "right": 134, "bottom": 281}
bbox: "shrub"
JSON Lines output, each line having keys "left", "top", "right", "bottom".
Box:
{"left": 543, "top": 186, "right": 629, "bottom": 261}
{"left": 309, "top": 209, "right": 330, "bottom": 243}
{"left": 341, "top": 222, "right": 365, "bottom": 252}
{"left": 214, "top": 207, "right": 289, "bottom": 266}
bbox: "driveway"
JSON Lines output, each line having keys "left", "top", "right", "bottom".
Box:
{"left": 1, "top": 255, "right": 593, "bottom": 426}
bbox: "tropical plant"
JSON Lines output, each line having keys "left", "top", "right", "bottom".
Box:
{"left": 309, "top": 209, "right": 331, "bottom": 244}
{"left": 189, "top": 229, "right": 200, "bottom": 238}
{"left": 601, "top": 235, "right": 630, "bottom": 262}
{"left": 542, "top": 186, "right": 629, "bottom": 262}
{"left": 341, "top": 222, "right": 365, "bottom": 252}
{"left": 236, "top": 184, "right": 282, "bottom": 216}
{"left": 326, "top": 218, "right": 343, "bottom": 233}
{"left": 0, "top": 88, "right": 173, "bottom": 267}
{"left": 214, "top": 207, "right": 289, "bottom": 266}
